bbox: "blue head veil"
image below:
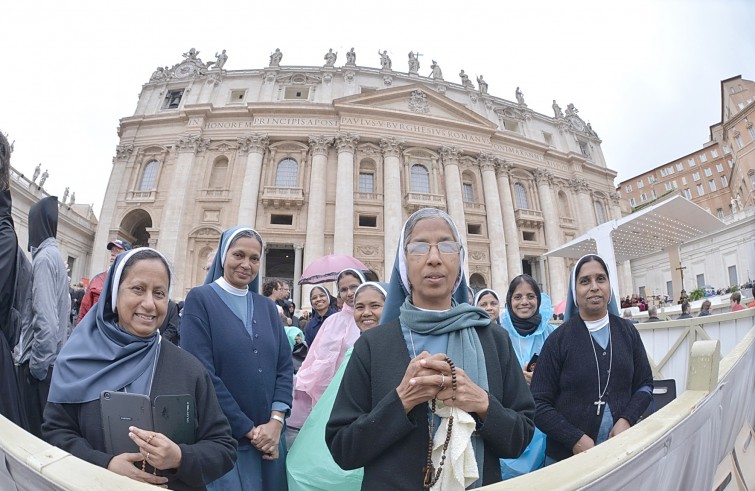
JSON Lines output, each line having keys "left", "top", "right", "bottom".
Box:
{"left": 204, "top": 226, "right": 264, "bottom": 293}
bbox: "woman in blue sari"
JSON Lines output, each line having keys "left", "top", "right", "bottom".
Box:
{"left": 181, "top": 227, "right": 293, "bottom": 490}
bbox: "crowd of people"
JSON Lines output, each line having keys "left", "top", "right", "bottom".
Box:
{"left": 0, "top": 127, "right": 747, "bottom": 489}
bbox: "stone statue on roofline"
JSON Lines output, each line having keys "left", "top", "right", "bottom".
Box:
{"left": 459, "top": 70, "right": 474, "bottom": 89}
{"left": 38, "top": 169, "right": 49, "bottom": 188}
{"left": 345, "top": 48, "right": 356, "bottom": 66}
{"left": 378, "top": 50, "right": 392, "bottom": 70}
{"left": 210, "top": 49, "right": 228, "bottom": 70}
{"left": 430, "top": 60, "right": 443, "bottom": 80}
{"left": 477, "top": 75, "right": 488, "bottom": 94}
{"left": 515, "top": 86, "right": 526, "bottom": 105}
{"left": 552, "top": 100, "right": 563, "bottom": 118}
{"left": 408, "top": 51, "right": 420, "bottom": 74}
{"left": 32, "top": 163, "right": 41, "bottom": 183}
{"left": 269, "top": 48, "right": 283, "bottom": 67}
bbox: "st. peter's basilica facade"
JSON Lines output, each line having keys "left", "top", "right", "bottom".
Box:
{"left": 92, "top": 47, "right": 624, "bottom": 307}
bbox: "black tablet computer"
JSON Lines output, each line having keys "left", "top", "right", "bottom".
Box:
{"left": 100, "top": 391, "right": 152, "bottom": 455}
{"left": 152, "top": 394, "right": 196, "bottom": 445}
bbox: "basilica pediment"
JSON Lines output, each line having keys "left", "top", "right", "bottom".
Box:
{"left": 333, "top": 84, "right": 496, "bottom": 131}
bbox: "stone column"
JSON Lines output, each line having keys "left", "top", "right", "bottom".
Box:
{"left": 495, "top": 161, "right": 522, "bottom": 278}
{"left": 380, "top": 137, "right": 404, "bottom": 280}
{"left": 302, "top": 135, "right": 333, "bottom": 305}
{"left": 333, "top": 133, "right": 359, "bottom": 256}
{"left": 569, "top": 177, "right": 594, "bottom": 235}
{"left": 90, "top": 145, "right": 133, "bottom": 277}
{"left": 439, "top": 146, "right": 468, "bottom": 278}
{"left": 535, "top": 169, "right": 566, "bottom": 302}
{"left": 236, "top": 133, "right": 269, "bottom": 227}
{"left": 159, "top": 134, "right": 209, "bottom": 268}
{"left": 293, "top": 244, "right": 303, "bottom": 308}
{"left": 609, "top": 191, "right": 622, "bottom": 221}
{"left": 478, "top": 153, "right": 508, "bottom": 293}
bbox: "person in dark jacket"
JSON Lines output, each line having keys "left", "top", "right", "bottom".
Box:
{"left": 303, "top": 286, "right": 337, "bottom": 346}
{"left": 159, "top": 299, "right": 180, "bottom": 345}
{"left": 531, "top": 254, "right": 653, "bottom": 463}
{"left": 15, "top": 195, "right": 70, "bottom": 437}
{"left": 327, "top": 208, "right": 534, "bottom": 489}
{"left": 645, "top": 305, "right": 662, "bottom": 322}
{"left": 677, "top": 301, "right": 693, "bottom": 319}
{"left": 43, "top": 248, "right": 236, "bottom": 490}
{"left": 698, "top": 299, "right": 712, "bottom": 317}
{"left": 0, "top": 130, "right": 30, "bottom": 429}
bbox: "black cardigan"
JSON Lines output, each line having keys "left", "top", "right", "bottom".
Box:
{"left": 42, "top": 342, "right": 237, "bottom": 491}
{"left": 326, "top": 318, "right": 535, "bottom": 490}
{"left": 530, "top": 314, "right": 653, "bottom": 462}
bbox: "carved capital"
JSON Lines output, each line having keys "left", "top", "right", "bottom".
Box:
{"left": 335, "top": 133, "right": 360, "bottom": 154}
{"left": 477, "top": 152, "right": 496, "bottom": 173}
{"left": 176, "top": 134, "right": 210, "bottom": 154}
{"left": 380, "top": 137, "right": 404, "bottom": 158}
{"left": 238, "top": 133, "right": 269, "bottom": 154}
{"left": 495, "top": 160, "right": 514, "bottom": 178}
{"left": 568, "top": 177, "right": 588, "bottom": 193}
{"left": 610, "top": 191, "right": 621, "bottom": 205}
{"left": 308, "top": 135, "right": 334, "bottom": 156}
{"left": 534, "top": 168, "right": 553, "bottom": 185}
{"left": 115, "top": 144, "right": 134, "bottom": 160}
{"left": 439, "top": 145, "right": 460, "bottom": 166}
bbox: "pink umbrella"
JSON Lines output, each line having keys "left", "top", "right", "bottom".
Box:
{"left": 553, "top": 299, "right": 567, "bottom": 316}
{"left": 299, "top": 255, "right": 370, "bottom": 285}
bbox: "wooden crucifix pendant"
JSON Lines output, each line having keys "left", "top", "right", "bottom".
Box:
{"left": 594, "top": 399, "right": 605, "bottom": 415}
{"left": 423, "top": 464, "right": 435, "bottom": 488}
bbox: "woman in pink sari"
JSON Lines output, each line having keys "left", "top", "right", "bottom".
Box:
{"left": 286, "top": 269, "right": 364, "bottom": 445}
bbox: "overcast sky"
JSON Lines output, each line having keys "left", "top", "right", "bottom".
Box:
{"left": 2, "top": 0, "right": 753, "bottom": 216}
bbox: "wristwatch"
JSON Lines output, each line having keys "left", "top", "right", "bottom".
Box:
{"left": 270, "top": 414, "right": 285, "bottom": 426}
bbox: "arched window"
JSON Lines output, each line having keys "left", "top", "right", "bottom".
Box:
{"left": 209, "top": 157, "right": 228, "bottom": 188}
{"left": 139, "top": 160, "right": 158, "bottom": 191}
{"left": 411, "top": 164, "right": 430, "bottom": 193}
{"left": 514, "top": 182, "right": 529, "bottom": 209}
{"left": 275, "top": 158, "right": 298, "bottom": 188}
{"left": 595, "top": 200, "right": 607, "bottom": 224}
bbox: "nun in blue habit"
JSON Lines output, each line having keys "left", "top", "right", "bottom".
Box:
{"left": 181, "top": 226, "right": 293, "bottom": 491}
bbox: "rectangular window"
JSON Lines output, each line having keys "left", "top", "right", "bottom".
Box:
{"left": 640, "top": 193, "right": 647, "bottom": 202}
{"left": 711, "top": 148, "right": 719, "bottom": 158}
{"left": 751, "top": 174, "right": 755, "bottom": 190}
{"left": 358, "top": 173, "right": 374, "bottom": 193}
{"left": 162, "top": 89, "right": 184, "bottom": 109}
{"left": 462, "top": 183, "right": 474, "bottom": 203}
{"left": 696, "top": 184, "right": 704, "bottom": 196}
{"left": 676, "top": 162, "right": 684, "bottom": 171}
{"left": 358, "top": 215, "right": 377, "bottom": 228}
{"left": 270, "top": 214, "right": 293, "bottom": 225}
{"left": 579, "top": 141, "right": 591, "bottom": 158}
{"left": 229, "top": 89, "right": 246, "bottom": 104}
{"left": 664, "top": 182, "right": 673, "bottom": 191}
{"left": 692, "top": 172, "right": 700, "bottom": 181}
{"left": 637, "top": 180, "right": 644, "bottom": 189}
{"left": 629, "top": 197, "right": 637, "bottom": 207}
{"left": 667, "top": 166, "right": 675, "bottom": 175}
{"left": 467, "top": 223, "right": 482, "bottom": 235}
{"left": 503, "top": 120, "right": 520, "bottom": 133}
{"left": 688, "top": 158, "right": 696, "bottom": 167}
{"left": 699, "top": 153, "right": 707, "bottom": 162}
{"left": 522, "top": 231, "right": 536, "bottom": 241}
{"left": 284, "top": 87, "right": 310, "bottom": 100}
{"left": 716, "top": 163, "right": 724, "bottom": 172}
{"left": 735, "top": 135, "right": 744, "bottom": 148}
{"left": 648, "top": 175, "right": 656, "bottom": 184}
{"left": 660, "top": 168, "right": 668, "bottom": 177}
{"left": 625, "top": 184, "right": 633, "bottom": 192}
{"left": 721, "top": 175, "right": 728, "bottom": 187}
{"left": 728, "top": 159, "right": 734, "bottom": 168}
{"left": 704, "top": 168, "right": 712, "bottom": 177}
{"left": 749, "top": 127, "right": 755, "bottom": 139}
{"left": 683, "top": 188, "right": 692, "bottom": 199}
{"left": 651, "top": 189, "right": 657, "bottom": 199}
{"left": 672, "top": 180, "right": 678, "bottom": 189}
{"left": 717, "top": 208, "right": 724, "bottom": 219}
{"left": 724, "top": 145, "right": 731, "bottom": 154}
{"left": 681, "top": 176, "right": 687, "bottom": 185}
{"left": 738, "top": 102, "right": 745, "bottom": 110}
{"left": 708, "top": 179, "right": 717, "bottom": 192}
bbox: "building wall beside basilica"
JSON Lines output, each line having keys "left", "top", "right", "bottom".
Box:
{"left": 93, "top": 49, "right": 622, "bottom": 307}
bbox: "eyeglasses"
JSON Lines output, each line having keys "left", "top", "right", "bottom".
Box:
{"left": 405, "top": 241, "right": 461, "bottom": 256}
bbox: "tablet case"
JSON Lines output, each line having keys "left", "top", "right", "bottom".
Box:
{"left": 100, "top": 391, "right": 196, "bottom": 454}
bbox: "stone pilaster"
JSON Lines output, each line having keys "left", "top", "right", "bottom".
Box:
{"left": 90, "top": 148, "right": 131, "bottom": 276}
{"left": 495, "top": 161, "right": 522, "bottom": 278}
{"left": 535, "top": 168, "right": 566, "bottom": 302}
{"left": 334, "top": 133, "right": 359, "bottom": 256}
{"left": 302, "top": 135, "right": 333, "bottom": 305}
{"left": 569, "top": 177, "right": 595, "bottom": 233}
{"left": 380, "top": 137, "right": 404, "bottom": 279}
{"left": 236, "top": 133, "right": 269, "bottom": 227}
{"left": 293, "top": 244, "right": 304, "bottom": 308}
{"left": 478, "top": 153, "right": 508, "bottom": 292}
{"left": 439, "top": 146, "right": 468, "bottom": 267}
{"left": 159, "top": 133, "right": 209, "bottom": 281}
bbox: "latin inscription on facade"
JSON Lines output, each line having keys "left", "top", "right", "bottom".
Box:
{"left": 340, "top": 117, "right": 489, "bottom": 144}
{"left": 492, "top": 143, "right": 569, "bottom": 171}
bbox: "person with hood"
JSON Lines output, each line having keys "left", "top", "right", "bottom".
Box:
{"left": 181, "top": 226, "right": 293, "bottom": 491}
{"left": 15, "top": 196, "right": 71, "bottom": 437}
{"left": 531, "top": 254, "right": 653, "bottom": 464}
{"left": 78, "top": 239, "right": 131, "bottom": 323}
{"left": 0, "top": 130, "right": 31, "bottom": 429}
{"left": 326, "top": 208, "right": 534, "bottom": 489}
